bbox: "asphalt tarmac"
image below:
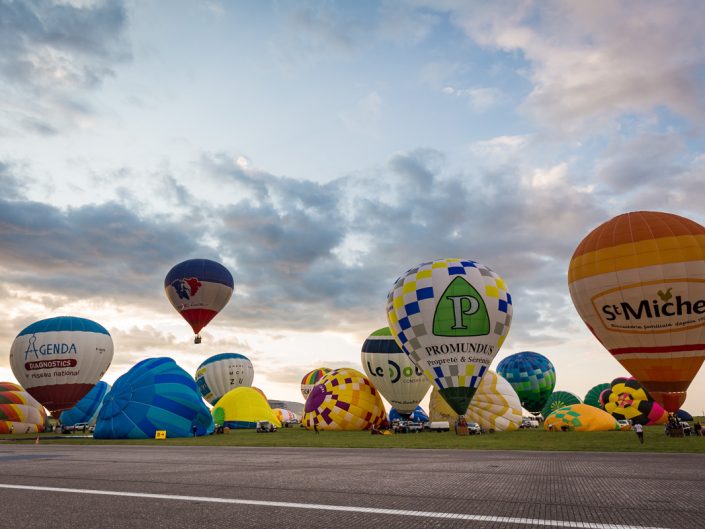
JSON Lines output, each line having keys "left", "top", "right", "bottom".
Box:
{"left": 0, "top": 444, "right": 702, "bottom": 528}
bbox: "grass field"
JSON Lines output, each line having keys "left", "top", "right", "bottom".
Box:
{"left": 2, "top": 423, "right": 705, "bottom": 453}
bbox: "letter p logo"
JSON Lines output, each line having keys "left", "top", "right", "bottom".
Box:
{"left": 433, "top": 277, "right": 490, "bottom": 336}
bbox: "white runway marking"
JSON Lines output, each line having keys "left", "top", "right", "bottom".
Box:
{"left": 0, "top": 483, "right": 669, "bottom": 529}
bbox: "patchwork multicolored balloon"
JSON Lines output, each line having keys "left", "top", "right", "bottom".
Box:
{"left": 387, "top": 259, "right": 512, "bottom": 415}
{"left": 600, "top": 377, "right": 667, "bottom": 426}
{"left": 496, "top": 351, "right": 556, "bottom": 413}
{"left": 0, "top": 382, "right": 47, "bottom": 434}
{"left": 361, "top": 327, "right": 430, "bottom": 416}
{"left": 569, "top": 211, "right": 705, "bottom": 412}
{"left": 541, "top": 391, "right": 581, "bottom": 419}
{"left": 302, "top": 368, "right": 386, "bottom": 431}
{"left": 544, "top": 404, "right": 619, "bottom": 432}
{"left": 428, "top": 370, "right": 523, "bottom": 432}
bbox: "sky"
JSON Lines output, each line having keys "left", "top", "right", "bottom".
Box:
{"left": 2, "top": 0, "right": 705, "bottom": 415}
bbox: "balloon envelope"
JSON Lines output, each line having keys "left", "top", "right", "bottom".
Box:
{"left": 9, "top": 316, "right": 113, "bottom": 413}
{"left": 302, "top": 368, "right": 386, "bottom": 431}
{"left": 429, "top": 370, "right": 523, "bottom": 432}
{"left": 300, "top": 368, "right": 331, "bottom": 400}
{"left": 584, "top": 383, "right": 610, "bottom": 409}
{"left": 94, "top": 358, "right": 213, "bottom": 439}
{"left": 361, "top": 327, "right": 431, "bottom": 416}
{"left": 0, "top": 382, "right": 47, "bottom": 434}
{"left": 496, "top": 352, "right": 556, "bottom": 413}
{"left": 195, "top": 353, "right": 254, "bottom": 406}
{"left": 389, "top": 406, "right": 429, "bottom": 423}
{"left": 601, "top": 377, "right": 667, "bottom": 426}
{"left": 387, "top": 259, "right": 513, "bottom": 415}
{"left": 212, "top": 387, "right": 281, "bottom": 429}
{"left": 60, "top": 381, "right": 111, "bottom": 426}
{"left": 164, "top": 259, "right": 234, "bottom": 338}
{"left": 544, "top": 404, "right": 619, "bottom": 432}
{"left": 541, "top": 391, "right": 581, "bottom": 419}
{"left": 569, "top": 211, "right": 705, "bottom": 412}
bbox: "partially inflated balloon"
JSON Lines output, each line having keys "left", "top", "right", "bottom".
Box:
{"left": 195, "top": 353, "right": 254, "bottom": 406}
{"left": 274, "top": 408, "right": 299, "bottom": 424}
{"left": 0, "top": 382, "right": 47, "bottom": 434}
{"left": 165, "top": 259, "right": 234, "bottom": 343}
{"left": 389, "top": 406, "right": 428, "bottom": 423}
{"left": 212, "top": 387, "right": 280, "bottom": 429}
{"left": 387, "top": 259, "right": 512, "bottom": 415}
{"left": 94, "top": 358, "right": 213, "bottom": 439}
{"left": 584, "top": 383, "right": 610, "bottom": 409}
{"left": 9, "top": 316, "right": 113, "bottom": 413}
{"left": 544, "top": 404, "right": 618, "bottom": 432}
{"left": 569, "top": 211, "right": 705, "bottom": 412}
{"left": 428, "top": 371, "right": 523, "bottom": 431}
{"left": 601, "top": 377, "right": 667, "bottom": 426}
{"left": 361, "top": 327, "right": 431, "bottom": 416}
{"left": 496, "top": 352, "right": 556, "bottom": 414}
{"left": 541, "top": 391, "right": 581, "bottom": 419}
{"left": 300, "top": 368, "right": 331, "bottom": 400}
{"left": 60, "top": 381, "right": 110, "bottom": 427}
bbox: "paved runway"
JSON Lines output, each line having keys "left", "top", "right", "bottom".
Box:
{"left": 0, "top": 445, "right": 702, "bottom": 528}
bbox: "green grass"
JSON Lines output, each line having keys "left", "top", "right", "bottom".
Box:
{"left": 2, "top": 424, "right": 705, "bottom": 453}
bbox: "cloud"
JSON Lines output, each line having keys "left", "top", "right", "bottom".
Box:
{"left": 418, "top": 0, "right": 705, "bottom": 135}
{"left": 0, "top": 0, "right": 130, "bottom": 135}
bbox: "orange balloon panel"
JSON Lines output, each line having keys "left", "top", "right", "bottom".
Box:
{"left": 568, "top": 211, "right": 705, "bottom": 412}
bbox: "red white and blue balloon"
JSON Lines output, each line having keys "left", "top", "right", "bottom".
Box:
{"left": 164, "top": 259, "right": 234, "bottom": 342}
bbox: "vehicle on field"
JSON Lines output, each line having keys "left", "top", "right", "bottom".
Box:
{"left": 425, "top": 421, "right": 450, "bottom": 432}
{"left": 467, "top": 422, "right": 483, "bottom": 435}
{"left": 256, "top": 421, "right": 277, "bottom": 433}
{"left": 521, "top": 417, "right": 539, "bottom": 429}
{"left": 616, "top": 420, "right": 632, "bottom": 431}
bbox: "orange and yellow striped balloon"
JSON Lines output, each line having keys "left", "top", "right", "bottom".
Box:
{"left": 568, "top": 211, "right": 705, "bottom": 412}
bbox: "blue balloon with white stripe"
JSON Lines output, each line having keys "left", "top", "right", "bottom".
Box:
{"left": 94, "top": 358, "right": 214, "bottom": 439}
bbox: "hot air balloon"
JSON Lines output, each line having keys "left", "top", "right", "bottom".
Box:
{"left": 94, "top": 358, "right": 213, "bottom": 439}
{"left": 195, "top": 353, "right": 254, "bottom": 406}
{"left": 300, "top": 368, "right": 331, "bottom": 400}
{"left": 600, "top": 377, "right": 667, "bottom": 426}
{"left": 274, "top": 408, "right": 299, "bottom": 425}
{"left": 9, "top": 316, "right": 114, "bottom": 414}
{"left": 389, "top": 406, "right": 429, "bottom": 423}
{"left": 541, "top": 390, "right": 581, "bottom": 418}
{"left": 428, "top": 371, "right": 523, "bottom": 432}
{"left": 212, "top": 387, "right": 281, "bottom": 429}
{"left": 568, "top": 211, "right": 705, "bottom": 412}
{"left": 584, "top": 383, "right": 610, "bottom": 409}
{"left": 386, "top": 258, "right": 512, "bottom": 415}
{"left": 544, "top": 404, "right": 619, "bottom": 432}
{"left": 302, "top": 368, "right": 386, "bottom": 431}
{"left": 361, "top": 327, "right": 431, "bottom": 417}
{"left": 496, "top": 352, "right": 556, "bottom": 414}
{"left": 164, "top": 259, "right": 234, "bottom": 343}
{"left": 0, "top": 382, "right": 47, "bottom": 434}
{"left": 60, "top": 381, "right": 111, "bottom": 427}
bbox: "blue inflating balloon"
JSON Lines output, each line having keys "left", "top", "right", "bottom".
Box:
{"left": 60, "top": 381, "right": 110, "bottom": 426}
{"left": 94, "top": 358, "right": 213, "bottom": 439}
{"left": 389, "top": 406, "right": 429, "bottom": 423}
{"left": 676, "top": 409, "right": 693, "bottom": 422}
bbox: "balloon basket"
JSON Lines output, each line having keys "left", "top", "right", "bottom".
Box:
{"left": 456, "top": 425, "right": 469, "bottom": 436}
{"left": 194, "top": 335, "right": 202, "bottom": 344}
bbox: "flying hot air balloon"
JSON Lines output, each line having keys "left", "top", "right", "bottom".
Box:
{"left": 361, "top": 327, "right": 431, "bottom": 417}
{"left": 195, "top": 353, "right": 254, "bottom": 406}
{"left": 386, "top": 258, "right": 513, "bottom": 415}
{"left": 164, "top": 259, "right": 234, "bottom": 343}
{"left": 569, "top": 211, "right": 705, "bottom": 412}
{"left": 9, "top": 316, "right": 113, "bottom": 414}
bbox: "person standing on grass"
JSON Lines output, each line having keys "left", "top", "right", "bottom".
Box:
{"left": 634, "top": 423, "right": 644, "bottom": 444}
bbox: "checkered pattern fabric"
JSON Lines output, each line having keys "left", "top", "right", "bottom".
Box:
{"left": 386, "top": 258, "right": 513, "bottom": 396}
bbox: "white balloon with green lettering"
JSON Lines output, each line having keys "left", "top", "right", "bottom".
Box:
{"left": 386, "top": 259, "right": 512, "bottom": 415}
{"left": 361, "top": 327, "right": 431, "bottom": 416}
